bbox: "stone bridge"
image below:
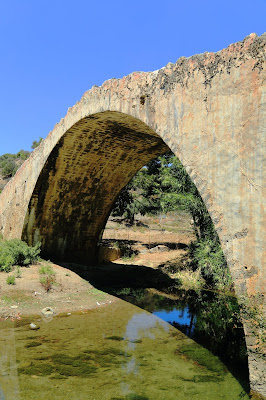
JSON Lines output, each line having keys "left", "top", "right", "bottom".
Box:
{"left": 0, "top": 33, "right": 265, "bottom": 396}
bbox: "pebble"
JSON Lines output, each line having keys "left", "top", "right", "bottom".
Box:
{"left": 41, "top": 307, "right": 55, "bottom": 316}
{"left": 29, "top": 323, "right": 39, "bottom": 330}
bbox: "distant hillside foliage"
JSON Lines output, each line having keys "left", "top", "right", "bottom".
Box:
{"left": 0, "top": 138, "right": 42, "bottom": 193}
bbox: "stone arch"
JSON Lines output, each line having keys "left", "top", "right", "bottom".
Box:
{"left": 21, "top": 111, "right": 170, "bottom": 263}
{"left": 0, "top": 33, "right": 265, "bottom": 396}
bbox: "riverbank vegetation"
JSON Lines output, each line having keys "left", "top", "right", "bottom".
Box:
{"left": 111, "top": 151, "right": 232, "bottom": 292}
{"left": 0, "top": 238, "right": 41, "bottom": 272}
{"left": 39, "top": 263, "right": 56, "bottom": 292}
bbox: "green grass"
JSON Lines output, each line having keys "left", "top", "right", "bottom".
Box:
{"left": 1, "top": 295, "right": 13, "bottom": 304}
{"left": 15, "top": 266, "right": 22, "bottom": 278}
{"left": 39, "top": 263, "right": 55, "bottom": 275}
{"left": 6, "top": 275, "right": 16, "bottom": 285}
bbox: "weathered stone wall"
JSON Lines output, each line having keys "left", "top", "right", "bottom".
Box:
{"left": 0, "top": 33, "right": 265, "bottom": 396}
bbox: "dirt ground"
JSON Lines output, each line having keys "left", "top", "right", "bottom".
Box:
{"left": 0, "top": 213, "right": 195, "bottom": 319}
{"left": 0, "top": 263, "right": 118, "bottom": 320}
{"left": 102, "top": 212, "right": 195, "bottom": 268}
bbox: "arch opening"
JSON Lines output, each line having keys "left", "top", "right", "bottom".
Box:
{"left": 22, "top": 111, "right": 169, "bottom": 263}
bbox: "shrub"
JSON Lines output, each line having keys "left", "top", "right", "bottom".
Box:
{"left": 39, "top": 264, "right": 56, "bottom": 292}
{"left": 120, "top": 243, "right": 135, "bottom": 259}
{"left": 0, "top": 239, "right": 41, "bottom": 271}
{"left": 39, "top": 264, "right": 55, "bottom": 275}
{"left": 31, "top": 137, "right": 43, "bottom": 149}
{"left": 173, "top": 269, "right": 204, "bottom": 291}
{"left": 6, "top": 275, "right": 16, "bottom": 285}
{"left": 15, "top": 266, "right": 22, "bottom": 278}
{"left": 188, "top": 238, "right": 232, "bottom": 290}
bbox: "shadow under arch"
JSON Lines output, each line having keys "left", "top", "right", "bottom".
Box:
{"left": 22, "top": 111, "right": 169, "bottom": 263}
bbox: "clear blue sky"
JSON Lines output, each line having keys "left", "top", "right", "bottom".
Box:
{"left": 0, "top": 0, "right": 265, "bottom": 155}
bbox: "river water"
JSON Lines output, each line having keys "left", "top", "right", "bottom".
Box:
{"left": 0, "top": 287, "right": 249, "bottom": 400}
{"left": 106, "top": 287, "right": 249, "bottom": 384}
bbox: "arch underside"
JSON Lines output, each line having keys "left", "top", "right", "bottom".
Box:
{"left": 22, "top": 111, "right": 169, "bottom": 263}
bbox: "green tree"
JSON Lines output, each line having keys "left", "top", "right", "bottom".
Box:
{"left": 1, "top": 159, "right": 18, "bottom": 178}
{"left": 112, "top": 151, "right": 212, "bottom": 238}
{"left": 16, "top": 149, "right": 30, "bottom": 160}
{"left": 112, "top": 155, "right": 167, "bottom": 223}
{"left": 159, "top": 154, "right": 210, "bottom": 239}
{"left": 112, "top": 151, "right": 230, "bottom": 289}
{"left": 0, "top": 150, "right": 30, "bottom": 181}
{"left": 31, "top": 137, "right": 43, "bottom": 149}
{"left": 112, "top": 182, "right": 135, "bottom": 223}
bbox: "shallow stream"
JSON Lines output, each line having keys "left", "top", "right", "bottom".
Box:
{"left": 0, "top": 289, "right": 249, "bottom": 400}
{"left": 106, "top": 287, "right": 249, "bottom": 385}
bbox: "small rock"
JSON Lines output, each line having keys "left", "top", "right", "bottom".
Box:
{"left": 41, "top": 307, "right": 55, "bottom": 316}
{"left": 29, "top": 323, "right": 39, "bottom": 330}
{"left": 149, "top": 245, "right": 169, "bottom": 253}
{"left": 11, "top": 305, "right": 18, "bottom": 309}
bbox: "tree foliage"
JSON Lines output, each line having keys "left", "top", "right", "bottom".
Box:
{"left": 112, "top": 151, "right": 212, "bottom": 238}
{"left": 0, "top": 150, "right": 30, "bottom": 179}
{"left": 31, "top": 137, "right": 43, "bottom": 149}
{"left": 1, "top": 159, "right": 18, "bottom": 178}
{"left": 112, "top": 151, "right": 231, "bottom": 289}
{"left": 0, "top": 140, "right": 38, "bottom": 192}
